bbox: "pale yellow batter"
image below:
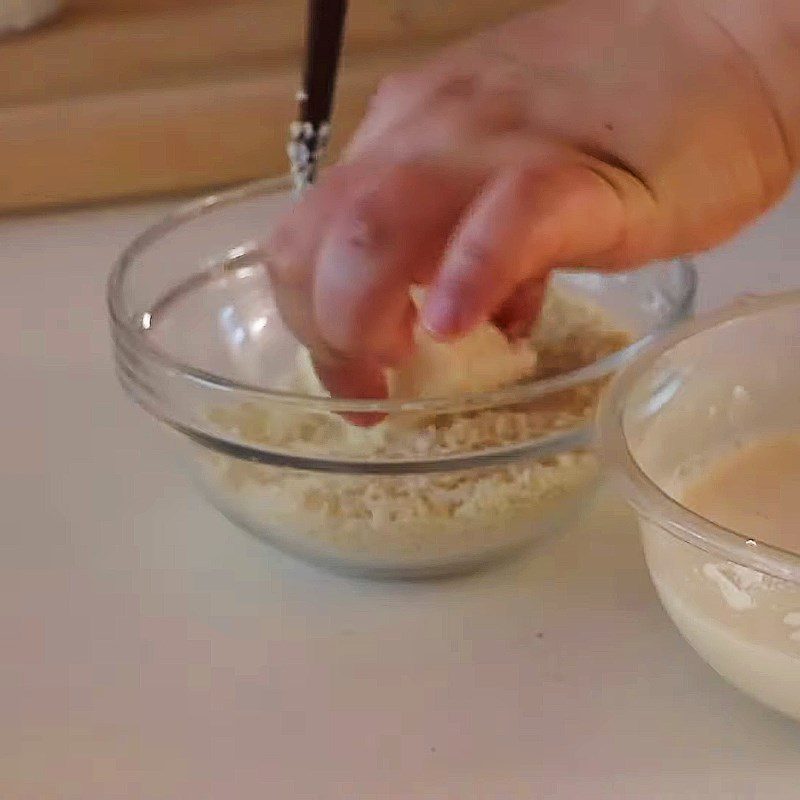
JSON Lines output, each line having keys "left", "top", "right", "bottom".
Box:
{"left": 642, "top": 431, "right": 800, "bottom": 720}
{"left": 682, "top": 432, "right": 800, "bottom": 553}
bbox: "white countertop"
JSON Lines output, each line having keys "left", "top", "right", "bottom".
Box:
{"left": 3, "top": 184, "right": 799, "bottom": 800}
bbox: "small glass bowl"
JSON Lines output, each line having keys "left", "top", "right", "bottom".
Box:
{"left": 598, "top": 291, "right": 800, "bottom": 720}
{"left": 108, "top": 175, "right": 696, "bottom": 578}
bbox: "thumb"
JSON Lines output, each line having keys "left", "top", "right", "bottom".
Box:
{"left": 421, "top": 163, "right": 629, "bottom": 339}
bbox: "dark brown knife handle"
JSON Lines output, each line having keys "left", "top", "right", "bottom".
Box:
{"left": 298, "top": 0, "right": 349, "bottom": 129}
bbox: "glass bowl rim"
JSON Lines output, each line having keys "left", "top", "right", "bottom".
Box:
{"left": 597, "top": 289, "right": 800, "bottom": 584}
{"left": 107, "top": 174, "right": 697, "bottom": 417}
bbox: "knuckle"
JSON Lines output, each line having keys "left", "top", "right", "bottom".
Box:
{"left": 512, "top": 161, "right": 556, "bottom": 193}
{"left": 371, "top": 70, "right": 421, "bottom": 106}
{"left": 473, "top": 75, "right": 528, "bottom": 135}
{"left": 433, "top": 72, "right": 479, "bottom": 101}
{"left": 343, "top": 164, "right": 429, "bottom": 254}
{"left": 474, "top": 96, "right": 527, "bottom": 135}
{"left": 346, "top": 190, "right": 390, "bottom": 255}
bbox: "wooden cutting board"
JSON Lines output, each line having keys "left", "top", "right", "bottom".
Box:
{"left": 0, "top": 0, "right": 536, "bottom": 212}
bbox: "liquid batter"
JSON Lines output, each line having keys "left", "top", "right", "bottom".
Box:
{"left": 682, "top": 433, "right": 800, "bottom": 553}
{"left": 642, "top": 431, "right": 800, "bottom": 721}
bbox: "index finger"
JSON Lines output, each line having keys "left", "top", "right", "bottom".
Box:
{"left": 312, "top": 161, "right": 483, "bottom": 367}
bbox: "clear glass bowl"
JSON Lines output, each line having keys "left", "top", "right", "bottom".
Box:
{"left": 108, "top": 175, "right": 696, "bottom": 578}
{"left": 598, "top": 291, "right": 800, "bottom": 719}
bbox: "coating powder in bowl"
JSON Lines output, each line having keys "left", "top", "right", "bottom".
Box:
{"left": 199, "top": 289, "right": 631, "bottom": 568}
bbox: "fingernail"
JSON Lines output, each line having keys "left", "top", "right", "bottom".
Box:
{"left": 422, "top": 291, "right": 479, "bottom": 340}
{"left": 421, "top": 292, "right": 457, "bottom": 340}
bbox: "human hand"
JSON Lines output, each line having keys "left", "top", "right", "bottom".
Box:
{"left": 268, "top": 0, "right": 797, "bottom": 399}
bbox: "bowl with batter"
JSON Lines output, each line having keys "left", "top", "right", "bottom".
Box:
{"left": 109, "top": 175, "right": 696, "bottom": 578}
{"left": 598, "top": 291, "right": 800, "bottom": 720}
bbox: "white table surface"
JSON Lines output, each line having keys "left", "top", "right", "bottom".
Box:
{"left": 3, "top": 183, "right": 799, "bottom": 800}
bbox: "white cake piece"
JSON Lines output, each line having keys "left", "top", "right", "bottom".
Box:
{"left": 294, "top": 289, "right": 537, "bottom": 401}
{"left": 389, "top": 320, "right": 537, "bottom": 400}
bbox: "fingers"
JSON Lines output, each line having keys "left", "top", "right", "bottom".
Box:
{"left": 267, "top": 163, "right": 367, "bottom": 287}
{"left": 312, "top": 161, "right": 483, "bottom": 366}
{"left": 311, "top": 356, "right": 388, "bottom": 427}
{"left": 269, "top": 159, "right": 631, "bottom": 409}
{"left": 266, "top": 165, "right": 358, "bottom": 356}
{"left": 345, "top": 71, "right": 434, "bottom": 162}
{"left": 267, "top": 164, "right": 394, "bottom": 404}
{"left": 268, "top": 269, "right": 391, "bottom": 408}
{"left": 421, "top": 164, "right": 626, "bottom": 339}
{"left": 268, "top": 160, "right": 484, "bottom": 405}
{"left": 268, "top": 267, "right": 391, "bottom": 406}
